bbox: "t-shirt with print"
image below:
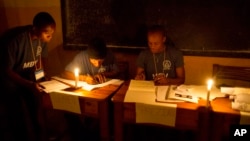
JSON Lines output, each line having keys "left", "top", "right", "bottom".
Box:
{"left": 65, "top": 50, "right": 118, "bottom": 76}
{"left": 136, "top": 46, "right": 184, "bottom": 80}
{"left": 0, "top": 25, "right": 48, "bottom": 88}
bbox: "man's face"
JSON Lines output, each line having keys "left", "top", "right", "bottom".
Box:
{"left": 38, "top": 26, "right": 55, "bottom": 42}
{"left": 89, "top": 58, "right": 104, "bottom": 67}
{"left": 147, "top": 32, "right": 166, "bottom": 53}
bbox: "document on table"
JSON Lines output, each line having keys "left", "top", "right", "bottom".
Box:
{"left": 124, "top": 80, "right": 177, "bottom": 127}
{"left": 49, "top": 90, "right": 82, "bottom": 114}
{"left": 175, "top": 85, "right": 225, "bottom": 101}
{"left": 39, "top": 80, "right": 70, "bottom": 93}
{"left": 155, "top": 85, "right": 198, "bottom": 103}
{"left": 221, "top": 87, "right": 250, "bottom": 95}
{"left": 51, "top": 76, "right": 124, "bottom": 91}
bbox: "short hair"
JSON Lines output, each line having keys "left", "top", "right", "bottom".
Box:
{"left": 33, "top": 12, "right": 56, "bottom": 30}
{"left": 147, "top": 25, "right": 166, "bottom": 37}
{"left": 87, "top": 37, "right": 107, "bottom": 59}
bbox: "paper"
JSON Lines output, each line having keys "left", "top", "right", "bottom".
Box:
{"left": 49, "top": 91, "right": 81, "bottom": 114}
{"left": 52, "top": 76, "right": 124, "bottom": 91}
{"left": 82, "top": 79, "right": 124, "bottom": 91}
{"left": 156, "top": 85, "right": 199, "bottom": 103}
{"left": 124, "top": 80, "right": 177, "bottom": 126}
{"left": 220, "top": 87, "right": 250, "bottom": 95}
{"left": 239, "top": 111, "right": 250, "bottom": 124}
{"left": 136, "top": 103, "right": 176, "bottom": 126}
{"left": 128, "top": 80, "right": 156, "bottom": 92}
{"left": 124, "top": 80, "right": 156, "bottom": 103}
{"left": 232, "top": 102, "right": 250, "bottom": 112}
{"left": 176, "top": 85, "right": 225, "bottom": 101}
{"left": 39, "top": 80, "right": 70, "bottom": 93}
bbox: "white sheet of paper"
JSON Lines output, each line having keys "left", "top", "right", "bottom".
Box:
{"left": 52, "top": 76, "right": 123, "bottom": 91}
{"left": 82, "top": 79, "right": 124, "bottom": 91}
{"left": 177, "top": 85, "right": 225, "bottom": 101}
{"left": 124, "top": 80, "right": 177, "bottom": 126}
{"left": 136, "top": 103, "right": 176, "bottom": 126}
{"left": 240, "top": 111, "right": 250, "bottom": 124}
{"left": 156, "top": 85, "right": 198, "bottom": 103}
{"left": 49, "top": 91, "right": 81, "bottom": 114}
{"left": 128, "top": 80, "right": 156, "bottom": 92}
{"left": 39, "top": 80, "right": 70, "bottom": 93}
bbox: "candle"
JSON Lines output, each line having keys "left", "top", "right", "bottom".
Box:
{"left": 74, "top": 68, "right": 79, "bottom": 88}
{"left": 206, "top": 79, "right": 213, "bottom": 108}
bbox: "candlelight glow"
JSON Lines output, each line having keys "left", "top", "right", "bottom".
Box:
{"left": 207, "top": 79, "right": 213, "bottom": 91}
{"left": 74, "top": 68, "right": 79, "bottom": 77}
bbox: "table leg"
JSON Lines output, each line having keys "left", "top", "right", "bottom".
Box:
{"left": 114, "top": 102, "right": 123, "bottom": 141}
{"left": 99, "top": 101, "right": 110, "bottom": 141}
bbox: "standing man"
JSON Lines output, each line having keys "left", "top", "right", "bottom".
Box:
{"left": 0, "top": 12, "right": 56, "bottom": 141}
{"left": 135, "top": 25, "right": 185, "bottom": 85}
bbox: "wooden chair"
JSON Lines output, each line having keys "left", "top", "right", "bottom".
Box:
{"left": 212, "top": 64, "right": 250, "bottom": 87}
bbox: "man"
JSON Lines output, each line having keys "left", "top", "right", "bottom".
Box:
{"left": 0, "top": 12, "right": 56, "bottom": 141}
{"left": 135, "top": 25, "right": 185, "bottom": 85}
{"left": 61, "top": 37, "right": 119, "bottom": 141}
{"left": 62, "top": 37, "right": 119, "bottom": 84}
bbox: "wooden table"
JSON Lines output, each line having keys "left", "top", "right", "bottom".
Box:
{"left": 210, "top": 98, "right": 247, "bottom": 141}
{"left": 112, "top": 80, "right": 209, "bottom": 141}
{"left": 42, "top": 83, "right": 123, "bottom": 141}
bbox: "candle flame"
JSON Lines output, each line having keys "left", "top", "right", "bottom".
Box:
{"left": 207, "top": 79, "right": 213, "bottom": 91}
{"left": 74, "top": 68, "right": 79, "bottom": 77}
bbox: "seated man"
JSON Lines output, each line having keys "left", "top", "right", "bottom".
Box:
{"left": 135, "top": 25, "right": 185, "bottom": 85}
{"left": 61, "top": 37, "right": 119, "bottom": 84}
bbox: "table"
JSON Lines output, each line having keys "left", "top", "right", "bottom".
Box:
{"left": 112, "top": 80, "right": 209, "bottom": 141}
{"left": 42, "top": 83, "right": 123, "bottom": 141}
{"left": 210, "top": 98, "right": 248, "bottom": 141}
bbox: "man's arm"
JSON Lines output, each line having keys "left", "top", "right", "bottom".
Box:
{"left": 5, "top": 68, "right": 43, "bottom": 93}
{"left": 154, "top": 67, "right": 185, "bottom": 85}
{"left": 134, "top": 67, "right": 146, "bottom": 80}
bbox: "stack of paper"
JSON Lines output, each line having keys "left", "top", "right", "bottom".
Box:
{"left": 156, "top": 85, "right": 199, "bottom": 103}
{"left": 221, "top": 87, "right": 250, "bottom": 112}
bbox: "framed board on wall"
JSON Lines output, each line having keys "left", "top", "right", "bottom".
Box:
{"left": 61, "top": 0, "right": 250, "bottom": 58}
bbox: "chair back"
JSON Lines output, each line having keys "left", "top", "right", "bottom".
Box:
{"left": 212, "top": 64, "right": 250, "bottom": 87}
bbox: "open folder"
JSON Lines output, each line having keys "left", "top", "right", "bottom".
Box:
{"left": 155, "top": 85, "right": 199, "bottom": 103}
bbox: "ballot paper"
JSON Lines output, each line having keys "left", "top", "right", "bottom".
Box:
{"left": 155, "top": 85, "right": 198, "bottom": 103}
{"left": 221, "top": 87, "right": 250, "bottom": 95}
{"left": 51, "top": 76, "right": 124, "bottom": 91}
{"left": 175, "top": 85, "right": 225, "bottom": 101}
{"left": 124, "top": 80, "right": 177, "bottom": 127}
{"left": 39, "top": 80, "right": 70, "bottom": 93}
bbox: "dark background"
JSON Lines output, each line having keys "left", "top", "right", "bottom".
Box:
{"left": 61, "top": 0, "right": 250, "bottom": 58}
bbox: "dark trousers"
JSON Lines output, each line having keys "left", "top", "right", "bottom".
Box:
{"left": 0, "top": 87, "right": 42, "bottom": 141}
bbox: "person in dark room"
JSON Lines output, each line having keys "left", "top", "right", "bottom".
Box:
{"left": 0, "top": 12, "right": 56, "bottom": 141}
{"left": 61, "top": 37, "right": 119, "bottom": 84}
{"left": 61, "top": 37, "right": 119, "bottom": 141}
{"left": 134, "top": 24, "right": 185, "bottom": 85}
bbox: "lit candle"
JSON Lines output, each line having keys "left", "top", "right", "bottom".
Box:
{"left": 74, "top": 68, "right": 79, "bottom": 88}
{"left": 206, "top": 79, "right": 213, "bottom": 108}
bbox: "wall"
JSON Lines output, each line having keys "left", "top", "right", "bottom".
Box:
{"left": 1, "top": 0, "right": 250, "bottom": 85}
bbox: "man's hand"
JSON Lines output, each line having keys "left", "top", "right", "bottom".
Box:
{"left": 94, "top": 73, "right": 106, "bottom": 83}
{"left": 85, "top": 73, "right": 106, "bottom": 84}
{"left": 154, "top": 74, "right": 169, "bottom": 85}
{"left": 135, "top": 73, "right": 145, "bottom": 80}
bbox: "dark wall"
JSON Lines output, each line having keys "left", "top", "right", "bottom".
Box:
{"left": 61, "top": 0, "right": 250, "bottom": 58}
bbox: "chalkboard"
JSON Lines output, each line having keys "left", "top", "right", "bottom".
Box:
{"left": 61, "top": 0, "right": 250, "bottom": 58}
